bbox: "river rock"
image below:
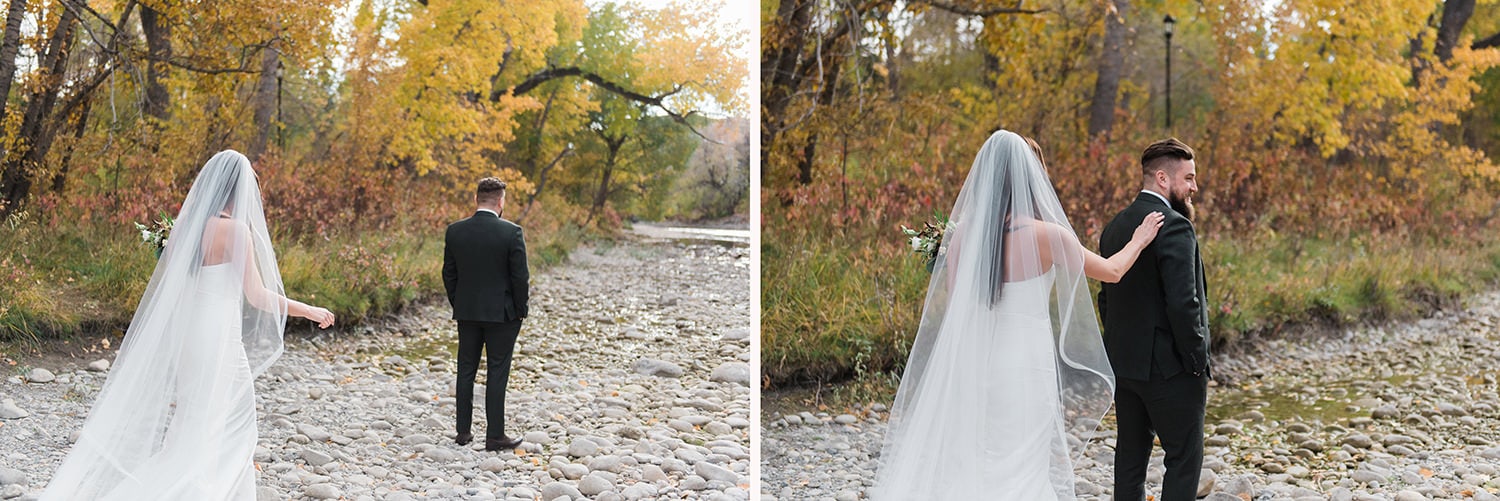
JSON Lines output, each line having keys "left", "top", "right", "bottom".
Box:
{"left": 633, "top": 358, "right": 684, "bottom": 378}
{"left": 303, "top": 484, "right": 341, "bottom": 499}
{"left": 541, "top": 482, "right": 584, "bottom": 500}
{"left": 710, "top": 362, "right": 752, "bottom": 386}
{"left": 25, "top": 368, "right": 54, "bottom": 383}
{"left": 0, "top": 400, "right": 27, "bottom": 420}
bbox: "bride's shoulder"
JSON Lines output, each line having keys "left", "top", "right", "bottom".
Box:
{"left": 1031, "top": 220, "right": 1081, "bottom": 243}
{"left": 205, "top": 217, "right": 252, "bottom": 236}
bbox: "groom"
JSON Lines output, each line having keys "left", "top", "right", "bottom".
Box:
{"left": 443, "top": 177, "right": 530, "bottom": 451}
{"left": 1099, "top": 138, "right": 1210, "bottom": 501}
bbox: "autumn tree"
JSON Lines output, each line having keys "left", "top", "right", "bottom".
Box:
{"left": 675, "top": 118, "right": 750, "bottom": 220}
{"left": 0, "top": 0, "right": 747, "bottom": 230}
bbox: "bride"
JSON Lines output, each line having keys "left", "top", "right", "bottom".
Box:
{"left": 40, "top": 150, "right": 335, "bottom": 500}
{"left": 871, "top": 130, "right": 1162, "bottom": 499}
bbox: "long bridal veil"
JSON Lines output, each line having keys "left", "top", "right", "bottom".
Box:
{"left": 872, "top": 130, "right": 1114, "bottom": 499}
{"left": 41, "top": 150, "right": 286, "bottom": 500}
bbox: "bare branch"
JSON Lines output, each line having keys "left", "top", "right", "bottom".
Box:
{"left": 1475, "top": 32, "right": 1500, "bottom": 50}
{"left": 487, "top": 35, "right": 515, "bottom": 99}
{"left": 60, "top": 0, "right": 119, "bottom": 28}
{"left": 509, "top": 66, "right": 716, "bottom": 141}
{"left": 913, "top": 0, "right": 1046, "bottom": 17}
{"left": 59, "top": 0, "right": 277, "bottom": 76}
{"left": 161, "top": 57, "right": 260, "bottom": 74}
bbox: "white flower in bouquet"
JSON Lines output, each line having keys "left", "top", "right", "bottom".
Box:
{"left": 899, "top": 210, "right": 950, "bottom": 270}
{"left": 134, "top": 212, "right": 175, "bottom": 255}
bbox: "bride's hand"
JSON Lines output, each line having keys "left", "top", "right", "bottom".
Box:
{"left": 305, "top": 307, "right": 335, "bottom": 329}
{"left": 1132, "top": 211, "right": 1165, "bottom": 245}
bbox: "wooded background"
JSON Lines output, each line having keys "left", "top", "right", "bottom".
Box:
{"left": 762, "top": 0, "right": 1500, "bottom": 389}
{"left": 0, "top": 0, "right": 750, "bottom": 342}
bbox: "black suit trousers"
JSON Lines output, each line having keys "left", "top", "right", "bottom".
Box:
{"left": 1113, "top": 371, "right": 1208, "bottom": 501}
{"left": 455, "top": 319, "right": 522, "bottom": 439}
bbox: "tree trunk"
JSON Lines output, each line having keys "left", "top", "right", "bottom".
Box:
{"left": 0, "top": 0, "right": 29, "bottom": 126}
{"left": 1435, "top": 0, "right": 1476, "bottom": 63}
{"left": 1411, "top": 27, "right": 1429, "bottom": 86}
{"left": 883, "top": 8, "right": 901, "bottom": 98}
{"left": 1088, "top": 0, "right": 1129, "bottom": 138}
{"left": 761, "top": 0, "right": 814, "bottom": 184}
{"left": 141, "top": 5, "right": 172, "bottom": 121}
{"left": 520, "top": 144, "right": 573, "bottom": 221}
{"left": 53, "top": 97, "right": 91, "bottom": 193}
{"left": 1, "top": 6, "right": 78, "bottom": 218}
{"left": 796, "top": 140, "right": 817, "bottom": 185}
{"left": 1411, "top": 11, "right": 1444, "bottom": 87}
{"left": 249, "top": 33, "right": 282, "bottom": 160}
{"left": 796, "top": 43, "right": 846, "bottom": 186}
{"left": 586, "top": 134, "right": 627, "bottom": 226}
{"left": 526, "top": 86, "right": 560, "bottom": 180}
{"left": 517, "top": 86, "right": 561, "bottom": 222}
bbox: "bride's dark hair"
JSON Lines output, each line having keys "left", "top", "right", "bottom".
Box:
{"left": 213, "top": 152, "right": 248, "bottom": 214}
{"left": 984, "top": 134, "right": 1048, "bottom": 308}
{"left": 188, "top": 151, "right": 251, "bottom": 270}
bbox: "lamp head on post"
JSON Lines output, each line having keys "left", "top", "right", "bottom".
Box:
{"left": 1163, "top": 14, "right": 1176, "bottom": 130}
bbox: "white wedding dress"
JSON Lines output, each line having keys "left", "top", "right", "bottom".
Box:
{"left": 872, "top": 131, "right": 1113, "bottom": 500}
{"left": 873, "top": 270, "right": 1071, "bottom": 499}
{"left": 42, "top": 151, "right": 285, "bottom": 500}
{"left": 81, "top": 265, "right": 258, "bottom": 500}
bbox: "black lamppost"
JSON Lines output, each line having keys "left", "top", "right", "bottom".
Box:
{"left": 276, "top": 64, "right": 285, "bottom": 149}
{"left": 1164, "top": 14, "right": 1176, "bottom": 130}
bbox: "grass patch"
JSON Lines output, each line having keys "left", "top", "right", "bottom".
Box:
{"left": 761, "top": 234, "right": 930, "bottom": 385}
{"left": 1, "top": 213, "right": 588, "bottom": 345}
{"left": 1203, "top": 232, "right": 1496, "bottom": 340}
{"left": 761, "top": 227, "right": 1500, "bottom": 389}
{"left": 534, "top": 224, "right": 586, "bottom": 267}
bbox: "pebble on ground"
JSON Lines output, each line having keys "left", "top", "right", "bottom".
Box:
{"left": 763, "top": 291, "right": 1500, "bottom": 501}
{"left": 1, "top": 240, "right": 751, "bottom": 501}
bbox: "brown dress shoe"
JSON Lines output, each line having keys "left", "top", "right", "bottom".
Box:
{"left": 485, "top": 435, "right": 523, "bottom": 451}
{"left": 455, "top": 432, "right": 473, "bottom": 445}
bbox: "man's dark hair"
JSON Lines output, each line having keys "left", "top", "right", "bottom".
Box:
{"left": 1140, "top": 138, "right": 1195, "bottom": 177}
{"left": 477, "top": 177, "right": 506, "bottom": 205}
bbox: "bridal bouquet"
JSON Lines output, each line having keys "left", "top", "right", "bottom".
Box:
{"left": 901, "top": 211, "right": 950, "bottom": 270}
{"left": 134, "top": 211, "right": 175, "bottom": 257}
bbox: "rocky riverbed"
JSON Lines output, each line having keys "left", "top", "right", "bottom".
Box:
{"left": 0, "top": 239, "right": 752, "bottom": 501}
{"left": 763, "top": 290, "right": 1500, "bottom": 501}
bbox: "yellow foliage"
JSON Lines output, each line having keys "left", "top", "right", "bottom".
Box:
{"left": 1228, "top": 0, "right": 1429, "bottom": 157}
{"left": 1380, "top": 44, "right": 1500, "bottom": 186}
{"left": 379, "top": 0, "right": 587, "bottom": 183}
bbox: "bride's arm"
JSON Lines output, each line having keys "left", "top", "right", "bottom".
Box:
{"left": 1082, "top": 212, "right": 1163, "bottom": 283}
{"left": 237, "top": 225, "right": 335, "bottom": 328}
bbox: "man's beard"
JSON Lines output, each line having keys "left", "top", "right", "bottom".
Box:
{"left": 1170, "top": 192, "right": 1195, "bottom": 221}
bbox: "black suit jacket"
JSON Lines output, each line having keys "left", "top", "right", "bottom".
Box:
{"left": 443, "top": 211, "right": 530, "bottom": 323}
{"left": 1098, "top": 192, "right": 1210, "bottom": 380}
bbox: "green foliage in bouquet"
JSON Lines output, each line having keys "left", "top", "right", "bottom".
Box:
{"left": 900, "top": 210, "right": 950, "bottom": 272}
